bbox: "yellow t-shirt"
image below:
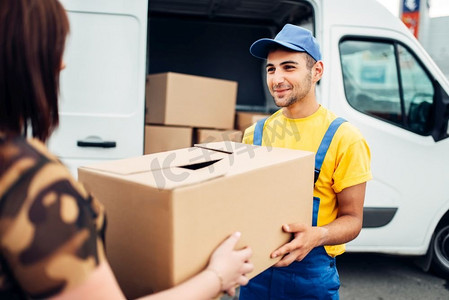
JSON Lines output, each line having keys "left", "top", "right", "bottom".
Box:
{"left": 242, "top": 106, "right": 372, "bottom": 257}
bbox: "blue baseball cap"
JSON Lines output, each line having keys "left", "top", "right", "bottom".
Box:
{"left": 250, "top": 24, "right": 321, "bottom": 61}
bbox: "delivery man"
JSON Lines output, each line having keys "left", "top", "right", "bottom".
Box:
{"left": 239, "top": 24, "right": 372, "bottom": 299}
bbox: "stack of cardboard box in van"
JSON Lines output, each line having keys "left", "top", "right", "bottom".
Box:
{"left": 234, "top": 110, "right": 271, "bottom": 134}
{"left": 145, "top": 72, "right": 243, "bottom": 153}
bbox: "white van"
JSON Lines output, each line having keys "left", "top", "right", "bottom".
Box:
{"left": 54, "top": 0, "right": 449, "bottom": 277}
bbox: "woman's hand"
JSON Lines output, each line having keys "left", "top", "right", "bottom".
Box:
{"left": 206, "top": 232, "right": 253, "bottom": 296}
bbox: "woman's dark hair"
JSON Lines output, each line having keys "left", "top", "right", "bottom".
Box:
{"left": 0, "top": 0, "right": 70, "bottom": 142}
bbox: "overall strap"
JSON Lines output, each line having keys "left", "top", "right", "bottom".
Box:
{"left": 314, "top": 117, "right": 347, "bottom": 184}
{"left": 253, "top": 117, "right": 268, "bottom": 146}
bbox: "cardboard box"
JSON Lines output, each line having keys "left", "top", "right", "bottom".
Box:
{"left": 144, "top": 125, "right": 193, "bottom": 154}
{"left": 195, "top": 128, "right": 243, "bottom": 144}
{"left": 235, "top": 111, "right": 271, "bottom": 131}
{"left": 146, "top": 72, "right": 237, "bottom": 129}
{"left": 78, "top": 142, "right": 314, "bottom": 299}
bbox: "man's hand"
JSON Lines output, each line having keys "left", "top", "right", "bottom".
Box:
{"left": 270, "top": 223, "right": 327, "bottom": 267}
{"left": 270, "top": 183, "right": 367, "bottom": 268}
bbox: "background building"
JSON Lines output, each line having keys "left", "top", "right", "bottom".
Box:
{"left": 425, "top": 16, "right": 449, "bottom": 79}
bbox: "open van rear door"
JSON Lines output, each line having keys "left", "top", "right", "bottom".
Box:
{"left": 48, "top": 0, "right": 148, "bottom": 176}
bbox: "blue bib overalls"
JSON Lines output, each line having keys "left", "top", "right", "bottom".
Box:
{"left": 239, "top": 117, "right": 346, "bottom": 300}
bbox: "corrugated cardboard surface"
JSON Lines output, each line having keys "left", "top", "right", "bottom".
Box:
{"left": 78, "top": 142, "right": 314, "bottom": 299}
{"left": 145, "top": 72, "right": 237, "bottom": 129}
{"left": 144, "top": 125, "right": 193, "bottom": 154}
{"left": 235, "top": 111, "right": 271, "bottom": 131}
{"left": 196, "top": 128, "right": 243, "bottom": 144}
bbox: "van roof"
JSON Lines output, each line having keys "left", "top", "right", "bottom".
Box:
{"left": 321, "top": 0, "right": 410, "bottom": 35}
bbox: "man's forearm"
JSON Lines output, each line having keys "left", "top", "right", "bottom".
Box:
{"left": 318, "top": 214, "right": 363, "bottom": 246}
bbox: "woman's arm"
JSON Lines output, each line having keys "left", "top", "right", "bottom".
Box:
{"left": 51, "top": 232, "right": 253, "bottom": 300}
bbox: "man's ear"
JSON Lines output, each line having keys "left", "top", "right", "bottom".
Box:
{"left": 313, "top": 61, "right": 324, "bottom": 82}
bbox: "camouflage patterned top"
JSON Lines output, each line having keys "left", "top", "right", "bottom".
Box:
{"left": 0, "top": 136, "right": 106, "bottom": 299}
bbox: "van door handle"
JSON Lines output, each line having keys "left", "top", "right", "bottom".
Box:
{"left": 77, "top": 136, "right": 116, "bottom": 148}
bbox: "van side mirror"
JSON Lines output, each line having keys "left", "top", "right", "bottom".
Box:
{"left": 432, "top": 83, "right": 449, "bottom": 142}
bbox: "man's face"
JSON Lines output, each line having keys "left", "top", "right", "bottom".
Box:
{"left": 266, "top": 50, "right": 314, "bottom": 108}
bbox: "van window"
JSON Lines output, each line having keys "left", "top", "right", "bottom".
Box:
{"left": 340, "top": 39, "right": 434, "bottom": 135}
